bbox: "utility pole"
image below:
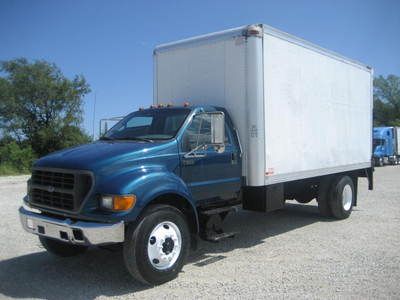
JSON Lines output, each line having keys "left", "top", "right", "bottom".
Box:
{"left": 92, "top": 92, "right": 97, "bottom": 140}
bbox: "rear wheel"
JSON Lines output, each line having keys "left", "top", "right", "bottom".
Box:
{"left": 123, "top": 205, "right": 190, "bottom": 285}
{"left": 39, "top": 236, "right": 88, "bottom": 257}
{"left": 329, "top": 175, "right": 355, "bottom": 219}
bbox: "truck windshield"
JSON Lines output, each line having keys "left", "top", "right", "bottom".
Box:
{"left": 373, "top": 138, "right": 385, "bottom": 150}
{"left": 101, "top": 108, "right": 191, "bottom": 141}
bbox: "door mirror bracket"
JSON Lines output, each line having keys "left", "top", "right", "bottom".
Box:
{"left": 183, "top": 144, "right": 208, "bottom": 158}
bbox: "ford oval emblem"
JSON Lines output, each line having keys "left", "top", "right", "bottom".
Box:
{"left": 47, "top": 186, "right": 55, "bottom": 193}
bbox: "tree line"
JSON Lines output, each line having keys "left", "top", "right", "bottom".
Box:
{"left": 0, "top": 58, "right": 399, "bottom": 175}
{"left": 0, "top": 58, "right": 90, "bottom": 175}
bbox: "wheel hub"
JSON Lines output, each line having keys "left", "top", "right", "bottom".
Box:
{"left": 342, "top": 184, "right": 353, "bottom": 211}
{"left": 147, "top": 221, "right": 182, "bottom": 270}
{"left": 162, "top": 237, "right": 174, "bottom": 254}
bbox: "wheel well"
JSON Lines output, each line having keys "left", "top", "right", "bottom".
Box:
{"left": 147, "top": 193, "right": 198, "bottom": 234}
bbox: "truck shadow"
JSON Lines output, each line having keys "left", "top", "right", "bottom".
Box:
{"left": 187, "top": 201, "right": 333, "bottom": 265}
{"left": 0, "top": 201, "right": 332, "bottom": 299}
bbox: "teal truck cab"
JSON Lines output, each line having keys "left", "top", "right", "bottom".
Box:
{"left": 19, "top": 24, "right": 374, "bottom": 285}
{"left": 20, "top": 105, "right": 244, "bottom": 284}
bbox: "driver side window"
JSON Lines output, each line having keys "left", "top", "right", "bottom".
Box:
{"left": 182, "top": 114, "right": 212, "bottom": 152}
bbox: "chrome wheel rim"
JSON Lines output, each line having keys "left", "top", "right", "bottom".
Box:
{"left": 342, "top": 184, "right": 353, "bottom": 211}
{"left": 147, "top": 221, "right": 182, "bottom": 270}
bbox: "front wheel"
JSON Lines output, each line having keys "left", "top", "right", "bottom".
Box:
{"left": 123, "top": 205, "right": 190, "bottom": 285}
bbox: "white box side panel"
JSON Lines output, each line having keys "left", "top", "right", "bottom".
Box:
{"left": 263, "top": 34, "right": 372, "bottom": 184}
{"left": 396, "top": 127, "right": 400, "bottom": 155}
{"left": 155, "top": 37, "right": 250, "bottom": 177}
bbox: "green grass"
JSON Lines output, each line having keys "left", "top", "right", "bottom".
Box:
{"left": 0, "top": 164, "right": 30, "bottom": 176}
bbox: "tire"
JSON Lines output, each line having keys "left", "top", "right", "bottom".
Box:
{"left": 39, "top": 236, "right": 88, "bottom": 257}
{"left": 123, "top": 205, "right": 190, "bottom": 285}
{"left": 317, "top": 178, "right": 332, "bottom": 217}
{"left": 379, "top": 158, "right": 384, "bottom": 167}
{"left": 329, "top": 175, "right": 355, "bottom": 219}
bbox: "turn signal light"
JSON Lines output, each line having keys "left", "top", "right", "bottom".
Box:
{"left": 100, "top": 195, "right": 136, "bottom": 211}
{"left": 114, "top": 195, "right": 136, "bottom": 211}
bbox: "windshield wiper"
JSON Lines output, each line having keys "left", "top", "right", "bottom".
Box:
{"left": 99, "top": 136, "right": 115, "bottom": 141}
{"left": 113, "top": 136, "right": 154, "bottom": 143}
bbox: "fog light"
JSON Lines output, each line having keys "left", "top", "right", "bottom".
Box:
{"left": 100, "top": 195, "right": 136, "bottom": 211}
{"left": 26, "top": 218, "right": 34, "bottom": 229}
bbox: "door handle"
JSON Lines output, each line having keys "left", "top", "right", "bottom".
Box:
{"left": 182, "top": 158, "right": 196, "bottom": 166}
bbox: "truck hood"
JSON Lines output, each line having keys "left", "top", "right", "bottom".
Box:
{"left": 34, "top": 140, "right": 176, "bottom": 171}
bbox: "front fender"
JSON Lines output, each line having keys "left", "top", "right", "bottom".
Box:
{"left": 85, "top": 166, "right": 198, "bottom": 227}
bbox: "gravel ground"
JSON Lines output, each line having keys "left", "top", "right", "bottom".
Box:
{"left": 0, "top": 167, "right": 399, "bottom": 299}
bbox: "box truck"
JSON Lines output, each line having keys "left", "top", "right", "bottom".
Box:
{"left": 19, "top": 24, "right": 374, "bottom": 285}
{"left": 373, "top": 126, "right": 400, "bottom": 166}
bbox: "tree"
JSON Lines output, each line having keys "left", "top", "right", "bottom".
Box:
{"left": 0, "top": 58, "right": 91, "bottom": 157}
{"left": 373, "top": 75, "right": 400, "bottom": 127}
{"left": 0, "top": 141, "right": 35, "bottom": 175}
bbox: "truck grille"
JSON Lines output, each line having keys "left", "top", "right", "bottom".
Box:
{"left": 29, "top": 168, "right": 92, "bottom": 212}
{"left": 31, "top": 188, "right": 74, "bottom": 210}
{"left": 32, "top": 170, "right": 75, "bottom": 189}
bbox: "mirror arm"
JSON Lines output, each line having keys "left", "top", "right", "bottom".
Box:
{"left": 183, "top": 144, "right": 207, "bottom": 158}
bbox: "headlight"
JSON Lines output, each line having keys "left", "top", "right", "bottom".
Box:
{"left": 100, "top": 195, "right": 136, "bottom": 211}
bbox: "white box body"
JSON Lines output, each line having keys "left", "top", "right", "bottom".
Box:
{"left": 154, "top": 24, "right": 373, "bottom": 187}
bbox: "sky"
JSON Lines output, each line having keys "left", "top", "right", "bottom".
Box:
{"left": 1, "top": 0, "right": 399, "bottom": 137}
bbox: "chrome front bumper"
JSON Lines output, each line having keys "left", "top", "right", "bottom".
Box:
{"left": 19, "top": 206, "right": 124, "bottom": 246}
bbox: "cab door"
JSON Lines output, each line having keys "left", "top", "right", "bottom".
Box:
{"left": 179, "top": 113, "right": 241, "bottom": 204}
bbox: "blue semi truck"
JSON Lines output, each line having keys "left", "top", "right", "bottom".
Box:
{"left": 373, "top": 127, "right": 400, "bottom": 166}
{"left": 19, "top": 25, "right": 374, "bottom": 285}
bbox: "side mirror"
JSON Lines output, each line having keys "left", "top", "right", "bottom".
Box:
{"left": 183, "top": 111, "right": 226, "bottom": 158}
{"left": 209, "top": 112, "right": 225, "bottom": 145}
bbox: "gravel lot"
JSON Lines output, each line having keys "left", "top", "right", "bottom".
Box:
{"left": 0, "top": 167, "right": 399, "bottom": 299}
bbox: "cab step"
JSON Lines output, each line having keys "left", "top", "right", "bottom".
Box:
{"left": 204, "top": 231, "right": 236, "bottom": 242}
{"left": 200, "top": 205, "right": 240, "bottom": 216}
{"left": 199, "top": 205, "right": 239, "bottom": 242}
